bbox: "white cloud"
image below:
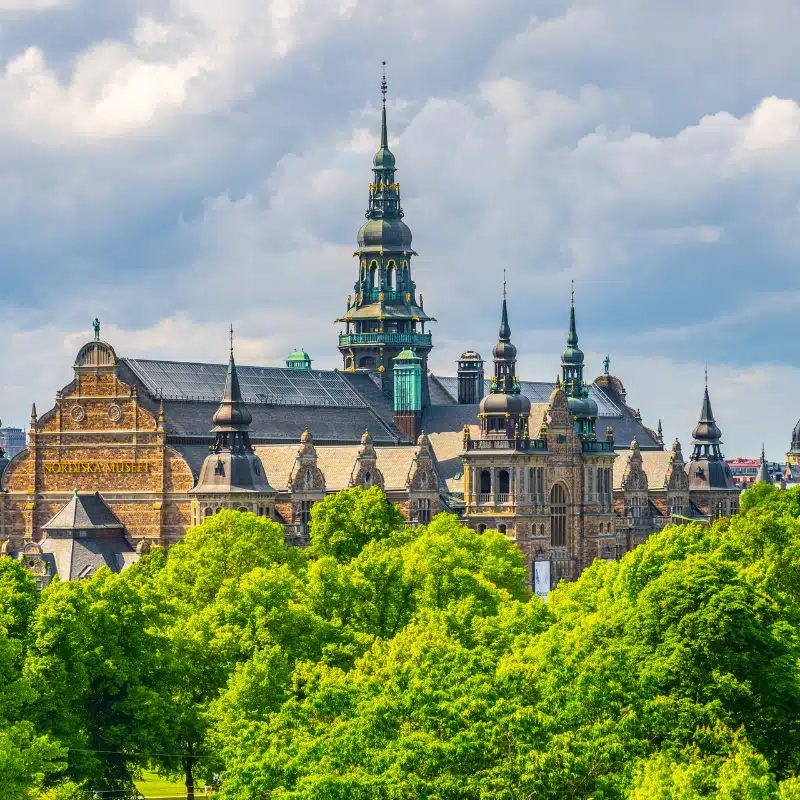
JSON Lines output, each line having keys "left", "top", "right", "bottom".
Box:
{"left": 0, "top": 0, "right": 798, "bottom": 466}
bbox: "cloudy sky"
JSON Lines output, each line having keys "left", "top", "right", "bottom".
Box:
{"left": 0, "top": 0, "right": 798, "bottom": 460}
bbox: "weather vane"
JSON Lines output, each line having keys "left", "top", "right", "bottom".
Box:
{"left": 381, "top": 61, "right": 387, "bottom": 105}
{"left": 570, "top": 279, "right": 574, "bottom": 306}
{"left": 229, "top": 323, "right": 234, "bottom": 354}
{"left": 503, "top": 268, "right": 507, "bottom": 298}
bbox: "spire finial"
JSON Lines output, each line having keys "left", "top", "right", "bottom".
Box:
{"left": 229, "top": 323, "right": 234, "bottom": 355}
{"left": 503, "top": 268, "right": 507, "bottom": 298}
{"left": 704, "top": 365, "right": 708, "bottom": 388}
{"left": 571, "top": 279, "right": 574, "bottom": 307}
{"left": 381, "top": 61, "right": 387, "bottom": 105}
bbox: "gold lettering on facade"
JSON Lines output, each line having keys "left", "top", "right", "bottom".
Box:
{"left": 42, "top": 461, "right": 153, "bottom": 475}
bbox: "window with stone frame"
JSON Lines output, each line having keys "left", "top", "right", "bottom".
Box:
{"left": 550, "top": 484, "right": 567, "bottom": 546}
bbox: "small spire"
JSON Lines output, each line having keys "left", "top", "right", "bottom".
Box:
{"left": 567, "top": 300, "right": 579, "bottom": 348}
{"left": 30, "top": 403, "right": 37, "bottom": 425}
{"left": 157, "top": 398, "right": 165, "bottom": 430}
{"left": 380, "top": 61, "right": 388, "bottom": 150}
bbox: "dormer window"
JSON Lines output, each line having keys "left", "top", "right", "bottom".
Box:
{"left": 364, "top": 471, "right": 372, "bottom": 487}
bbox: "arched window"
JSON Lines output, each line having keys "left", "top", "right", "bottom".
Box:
{"left": 305, "top": 469, "right": 313, "bottom": 489}
{"left": 203, "top": 507, "right": 213, "bottom": 518}
{"left": 387, "top": 261, "right": 395, "bottom": 290}
{"left": 238, "top": 507, "right": 248, "bottom": 513}
{"left": 550, "top": 484, "right": 567, "bottom": 547}
{"left": 369, "top": 261, "right": 378, "bottom": 289}
{"left": 477, "top": 523, "right": 486, "bottom": 534}
{"left": 498, "top": 523, "right": 507, "bottom": 535}
{"left": 498, "top": 469, "right": 510, "bottom": 495}
{"left": 364, "top": 471, "right": 372, "bottom": 488}
{"left": 480, "top": 470, "right": 491, "bottom": 494}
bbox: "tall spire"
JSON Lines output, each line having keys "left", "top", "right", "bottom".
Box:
{"left": 338, "top": 68, "right": 433, "bottom": 406}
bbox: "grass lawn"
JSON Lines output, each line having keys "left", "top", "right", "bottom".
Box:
{"left": 136, "top": 770, "right": 213, "bottom": 798}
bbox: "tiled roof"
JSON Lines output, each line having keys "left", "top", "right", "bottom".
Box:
{"left": 253, "top": 444, "right": 421, "bottom": 492}
{"left": 613, "top": 449, "right": 676, "bottom": 490}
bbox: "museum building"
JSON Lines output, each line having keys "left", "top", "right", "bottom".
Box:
{"left": 0, "top": 81, "right": 741, "bottom": 589}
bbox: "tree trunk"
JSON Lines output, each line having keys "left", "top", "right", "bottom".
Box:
{"left": 183, "top": 748, "right": 195, "bottom": 800}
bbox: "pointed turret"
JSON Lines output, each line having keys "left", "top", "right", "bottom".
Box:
{"left": 213, "top": 339, "right": 252, "bottom": 431}
{"left": 478, "top": 292, "right": 530, "bottom": 439}
{"left": 190, "top": 332, "right": 272, "bottom": 495}
{"left": 686, "top": 374, "right": 736, "bottom": 491}
{"left": 337, "top": 65, "right": 433, "bottom": 403}
{"left": 560, "top": 288, "right": 597, "bottom": 437}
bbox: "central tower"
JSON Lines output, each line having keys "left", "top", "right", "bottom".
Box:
{"left": 337, "top": 66, "right": 434, "bottom": 404}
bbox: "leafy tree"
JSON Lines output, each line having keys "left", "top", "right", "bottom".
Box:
{"left": 143, "top": 511, "right": 315, "bottom": 799}
{"left": 25, "top": 567, "right": 170, "bottom": 797}
{"left": 0, "top": 559, "right": 66, "bottom": 799}
{"left": 309, "top": 486, "right": 405, "bottom": 562}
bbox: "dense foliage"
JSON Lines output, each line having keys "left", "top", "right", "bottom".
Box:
{"left": 4, "top": 483, "right": 800, "bottom": 797}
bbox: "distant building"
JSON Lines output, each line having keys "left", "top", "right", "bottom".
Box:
{"left": 0, "top": 426, "right": 26, "bottom": 459}
{"left": 728, "top": 457, "right": 759, "bottom": 488}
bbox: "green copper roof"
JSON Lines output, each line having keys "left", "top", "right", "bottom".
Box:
{"left": 287, "top": 348, "right": 311, "bottom": 361}
{"left": 395, "top": 348, "right": 421, "bottom": 360}
{"left": 561, "top": 305, "right": 584, "bottom": 365}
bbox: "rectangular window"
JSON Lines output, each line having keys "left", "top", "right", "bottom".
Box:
{"left": 417, "top": 498, "right": 431, "bottom": 525}
{"left": 299, "top": 500, "right": 313, "bottom": 535}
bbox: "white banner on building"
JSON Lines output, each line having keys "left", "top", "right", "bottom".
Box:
{"left": 534, "top": 560, "right": 551, "bottom": 600}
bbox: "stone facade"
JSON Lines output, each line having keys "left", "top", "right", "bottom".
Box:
{"left": 0, "top": 340, "right": 194, "bottom": 555}
{"left": 463, "top": 387, "right": 616, "bottom": 586}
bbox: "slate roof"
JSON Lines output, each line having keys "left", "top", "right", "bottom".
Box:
{"left": 117, "top": 355, "right": 662, "bottom": 489}
{"left": 36, "top": 492, "right": 136, "bottom": 581}
{"left": 43, "top": 492, "right": 125, "bottom": 530}
{"left": 429, "top": 376, "right": 660, "bottom": 449}
{"left": 38, "top": 533, "right": 138, "bottom": 581}
{"left": 118, "top": 361, "right": 406, "bottom": 446}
